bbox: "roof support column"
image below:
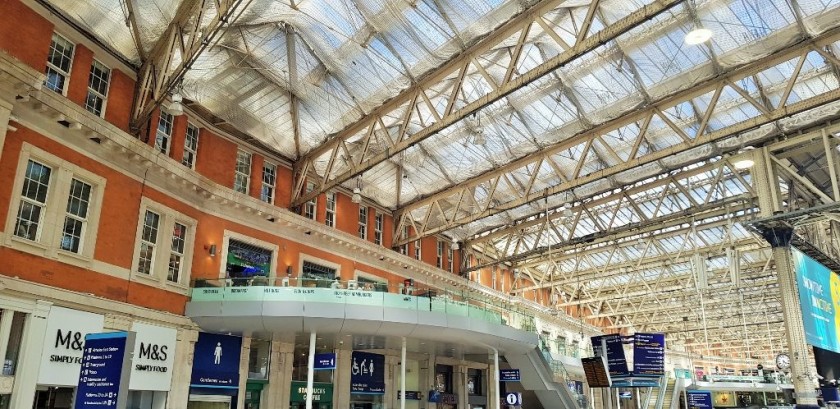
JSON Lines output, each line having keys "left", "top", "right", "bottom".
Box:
{"left": 752, "top": 146, "right": 818, "bottom": 408}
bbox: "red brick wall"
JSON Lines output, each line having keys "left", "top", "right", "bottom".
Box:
{"left": 0, "top": 0, "right": 53, "bottom": 71}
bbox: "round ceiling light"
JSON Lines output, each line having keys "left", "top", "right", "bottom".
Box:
{"left": 684, "top": 27, "right": 713, "bottom": 45}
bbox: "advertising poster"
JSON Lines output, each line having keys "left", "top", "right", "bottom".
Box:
{"left": 792, "top": 249, "right": 840, "bottom": 353}
{"left": 190, "top": 332, "right": 242, "bottom": 389}
{"left": 350, "top": 351, "right": 385, "bottom": 394}
{"left": 591, "top": 334, "right": 630, "bottom": 377}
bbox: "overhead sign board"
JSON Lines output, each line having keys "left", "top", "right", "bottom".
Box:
{"left": 190, "top": 332, "right": 242, "bottom": 389}
{"left": 581, "top": 356, "right": 611, "bottom": 388}
{"left": 686, "top": 391, "right": 713, "bottom": 409}
{"left": 73, "top": 331, "right": 135, "bottom": 409}
{"left": 792, "top": 249, "right": 840, "bottom": 353}
{"left": 591, "top": 334, "right": 630, "bottom": 377}
{"left": 632, "top": 333, "right": 665, "bottom": 376}
{"left": 499, "top": 369, "right": 521, "bottom": 382}
{"left": 350, "top": 351, "right": 385, "bottom": 394}
{"left": 39, "top": 307, "right": 105, "bottom": 386}
{"left": 314, "top": 353, "right": 336, "bottom": 370}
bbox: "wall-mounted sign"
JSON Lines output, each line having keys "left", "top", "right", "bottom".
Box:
{"left": 792, "top": 249, "right": 840, "bottom": 353}
{"left": 499, "top": 369, "right": 520, "bottom": 382}
{"left": 428, "top": 391, "right": 457, "bottom": 404}
{"left": 618, "top": 391, "right": 632, "bottom": 400}
{"left": 632, "top": 333, "right": 665, "bottom": 376}
{"left": 39, "top": 307, "right": 105, "bottom": 386}
{"left": 504, "top": 392, "right": 522, "bottom": 406}
{"left": 686, "top": 391, "right": 713, "bottom": 409}
{"left": 190, "top": 332, "right": 242, "bottom": 389}
{"left": 350, "top": 351, "right": 384, "bottom": 394}
{"left": 399, "top": 390, "right": 422, "bottom": 400}
{"left": 129, "top": 322, "right": 176, "bottom": 391}
{"left": 591, "top": 334, "right": 630, "bottom": 377}
{"left": 713, "top": 391, "right": 737, "bottom": 408}
{"left": 73, "top": 332, "right": 135, "bottom": 409}
{"left": 314, "top": 353, "right": 336, "bottom": 370}
{"left": 290, "top": 381, "right": 333, "bottom": 402}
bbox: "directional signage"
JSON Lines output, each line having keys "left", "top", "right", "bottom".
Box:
{"left": 592, "top": 334, "right": 630, "bottom": 377}
{"left": 190, "top": 332, "right": 242, "bottom": 389}
{"left": 73, "top": 331, "right": 135, "bottom": 409}
{"left": 686, "top": 391, "right": 713, "bottom": 409}
{"left": 399, "top": 391, "right": 422, "bottom": 400}
{"left": 499, "top": 369, "right": 521, "bottom": 382}
{"left": 505, "top": 392, "right": 522, "bottom": 406}
{"left": 314, "top": 353, "right": 336, "bottom": 370}
{"left": 350, "top": 351, "right": 385, "bottom": 394}
{"left": 633, "top": 333, "right": 665, "bottom": 376}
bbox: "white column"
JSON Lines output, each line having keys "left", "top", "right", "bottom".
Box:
{"left": 492, "top": 350, "right": 500, "bottom": 409}
{"left": 0, "top": 309, "right": 16, "bottom": 370}
{"left": 306, "top": 332, "right": 316, "bottom": 409}
{"left": 9, "top": 300, "right": 51, "bottom": 409}
{"left": 167, "top": 328, "right": 198, "bottom": 409}
{"left": 401, "top": 338, "right": 407, "bottom": 409}
{"left": 0, "top": 99, "right": 12, "bottom": 163}
{"left": 237, "top": 336, "right": 252, "bottom": 409}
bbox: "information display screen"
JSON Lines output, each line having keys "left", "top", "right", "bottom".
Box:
{"left": 632, "top": 333, "right": 665, "bottom": 376}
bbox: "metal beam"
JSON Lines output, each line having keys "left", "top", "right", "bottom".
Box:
{"left": 130, "top": 0, "right": 250, "bottom": 133}
{"left": 391, "top": 30, "right": 840, "bottom": 246}
{"left": 291, "top": 0, "right": 684, "bottom": 206}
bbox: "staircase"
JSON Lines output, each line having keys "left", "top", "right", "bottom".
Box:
{"left": 503, "top": 345, "right": 582, "bottom": 409}
{"left": 656, "top": 378, "right": 676, "bottom": 409}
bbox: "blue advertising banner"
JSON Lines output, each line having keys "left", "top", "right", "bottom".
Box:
{"left": 351, "top": 351, "right": 385, "bottom": 394}
{"left": 633, "top": 333, "right": 665, "bottom": 376}
{"left": 314, "top": 353, "right": 336, "bottom": 370}
{"left": 499, "top": 369, "right": 521, "bottom": 382}
{"left": 73, "top": 331, "right": 134, "bottom": 409}
{"left": 792, "top": 249, "right": 840, "bottom": 353}
{"left": 190, "top": 332, "right": 242, "bottom": 389}
{"left": 686, "top": 391, "right": 713, "bottom": 409}
{"left": 592, "top": 334, "right": 630, "bottom": 377}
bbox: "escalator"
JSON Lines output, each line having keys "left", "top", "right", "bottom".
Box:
{"left": 503, "top": 346, "right": 582, "bottom": 409}
{"left": 657, "top": 378, "right": 676, "bottom": 409}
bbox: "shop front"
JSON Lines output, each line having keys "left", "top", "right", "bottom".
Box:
{"left": 290, "top": 381, "right": 332, "bottom": 409}
{"left": 127, "top": 321, "right": 178, "bottom": 409}
{"left": 188, "top": 332, "right": 243, "bottom": 409}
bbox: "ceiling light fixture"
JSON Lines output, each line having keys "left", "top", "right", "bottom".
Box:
{"left": 352, "top": 177, "right": 362, "bottom": 203}
{"left": 167, "top": 90, "right": 184, "bottom": 116}
{"left": 685, "top": 27, "right": 713, "bottom": 45}
{"left": 733, "top": 146, "right": 756, "bottom": 170}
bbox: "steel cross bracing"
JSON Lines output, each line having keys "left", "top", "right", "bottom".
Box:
{"left": 129, "top": 0, "right": 251, "bottom": 133}
{"left": 290, "top": 0, "right": 684, "bottom": 207}
{"left": 391, "top": 29, "right": 840, "bottom": 247}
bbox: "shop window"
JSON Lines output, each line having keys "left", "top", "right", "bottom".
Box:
{"left": 85, "top": 59, "right": 110, "bottom": 117}
{"left": 5, "top": 144, "right": 105, "bottom": 263}
{"left": 2, "top": 311, "right": 25, "bottom": 376}
{"left": 44, "top": 33, "right": 74, "bottom": 94}
{"left": 182, "top": 123, "right": 199, "bottom": 169}
{"left": 435, "top": 364, "right": 453, "bottom": 393}
{"left": 234, "top": 150, "right": 252, "bottom": 194}
{"left": 301, "top": 260, "right": 337, "bottom": 287}
{"left": 127, "top": 391, "right": 168, "bottom": 409}
{"left": 131, "top": 198, "right": 196, "bottom": 288}
{"left": 356, "top": 275, "right": 388, "bottom": 292}
{"left": 467, "top": 368, "right": 483, "bottom": 395}
{"left": 226, "top": 239, "right": 273, "bottom": 283}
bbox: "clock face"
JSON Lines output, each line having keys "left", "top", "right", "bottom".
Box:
{"left": 776, "top": 354, "right": 790, "bottom": 369}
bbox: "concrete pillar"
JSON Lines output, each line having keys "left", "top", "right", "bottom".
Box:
{"left": 167, "top": 328, "right": 198, "bottom": 409}
{"left": 263, "top": 337, "right": 295, "bottom": 409}
{"left": 334, "top": 348, "right": 353, "bottom": 409}
{"left": 386, "top": 354, "right": 399, "bottom": 408}
{"left": 426, "top": 355, "right": 436, "bottom": 409}
{"left": 456, "top": 365, "right": 468, "bottom": 409}
{"left": 752, "top": 147, "right": 818, "bottom": 407}
{"left": 237, "top": 336, "right": 252, "bottom": 409}
{"left": 487, "top": 353, "right": 499, "bottom": 409}
{"left": 9, "top": 300, "right": 51, "bottom": 409}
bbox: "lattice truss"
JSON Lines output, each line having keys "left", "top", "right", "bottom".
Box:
{"left": 49, "top": 0, "right": 840, "bottom": 359}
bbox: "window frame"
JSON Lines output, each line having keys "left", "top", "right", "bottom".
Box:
{"left": 44, "top": 33, "right": 75, "bottom": 95}
{"left": 155, "top": 111, "right": 174, "bottom": 155}
{"left": 233, "top": 149, "right": 252, "bottom": 194}
{"left": 182, "top": 122, "right": 199, "bottom": 169}
{"left": 219, "top": 231, "right": 279, "bottom": 280}
{"left": 436, "top": 240, "right": 444, "bottom": 268}
{"left": 84, "top": 59, "right": 111, "bottom": 117}
{"left": 358, "top": 205, "right": 367, "bottom": 239}
{"left": 414, "top": 239, "right": 421, "bottom": 260}
{"left": 399, "top": 226, "right": 408, "bottom": 255}
{"left": 3, "top": 143, "right": 105, "bottom": 264}
{"left": 374, "top": 213, "right": 383, "bottom": 246}
{"left": 303, "top": 182, "right": 317, "bottom": 220}
{"left": 261, "top": 162, "right": 276, "bottom": 204}
{"left": 325, "top": 192, "right": 336, "bottom": 227}
{"left": 131, "top": 197, "right": 197, "bottom": 290}
{"left": 447, "top": 244, "right": 454, "bottom": 273}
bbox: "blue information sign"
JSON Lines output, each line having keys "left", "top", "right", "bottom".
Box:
{"left": 314, "top": 353, "right": 336, "bottom": 370}
{"left": 686, "top": 391, "right": 713, "bottom": 409}
{"left": 73, "top": 331, "right": 135, "bottom": 409}
{"left": 633, "top": 333, "right": 665, "bottom": 376}
{"left": 592, "top": 334, "right": 630, "bottom": 377}
{"left": 792, "top": 249, "right": 840, "bottom": 353}
{"left": 190, "top": 332, "right": 242, "bottom": 389}
{"left": 350, "top": 351, "right": 385, "bottom": 394}
{"left": 499, "top": 369, "right": 521, "bottom": 382}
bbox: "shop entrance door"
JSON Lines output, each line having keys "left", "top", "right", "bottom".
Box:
{"left": 187, "top": 395, "right": 231, "bottom": 409}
